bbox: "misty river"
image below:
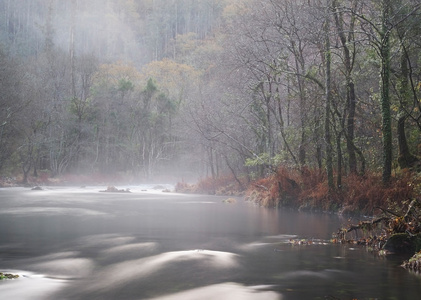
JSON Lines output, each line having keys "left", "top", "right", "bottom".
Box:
{"left": 0, "top": 187, "right": 420, "bottom": 300}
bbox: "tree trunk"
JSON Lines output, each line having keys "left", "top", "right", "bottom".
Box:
{"left": 380, "top": 0, "right": 392, "bottom": 184}
{"left": 336, "top": 131, "right": 343, "bottom": 188}
{"left": 333, "top": 0, "right": 357, "bottom": 174}
{"left": 397, "top": 49, "right": 418, "bottom": 169}
{"left": 347, "top": 81, "right": 357, "bottom": 173}
{"left": 324, "top": 0, "right": 334, "bottom": 190}
{"left": 292, "top": 45, "right": 307, "bottom": 167}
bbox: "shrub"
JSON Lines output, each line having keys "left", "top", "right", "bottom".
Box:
{"left": 246, "top": 166, "right": 420, "bottom": 215}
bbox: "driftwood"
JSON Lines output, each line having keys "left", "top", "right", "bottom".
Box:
{"left": 337, "top": 216, "right": 390, "bottom": 240}
{"left": 337, "top": 199, "right": 421, "bottom": 255}
{"left": 404, "top": 199, "right": 421, "bottom": 220}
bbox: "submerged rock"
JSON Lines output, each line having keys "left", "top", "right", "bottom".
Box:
{"left": 31, "top": 186, "right": 43, "bottom": 191}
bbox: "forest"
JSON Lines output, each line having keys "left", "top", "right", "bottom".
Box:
{"left": 0, "top": 0, "right": 420, "bottom": 213}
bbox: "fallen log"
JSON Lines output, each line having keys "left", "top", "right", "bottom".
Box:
{"left": 337, "top": 217, "right": 390, "bottom": 241}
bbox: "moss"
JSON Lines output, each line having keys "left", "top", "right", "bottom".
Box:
{"left": 383, "top": 233, "right": 421, "bottom": 254}
{"left": 402, "top": 251, "right": 421, "bottom": 272}
{"left": 0, "top": 272, "right": 19, "bottom": 280}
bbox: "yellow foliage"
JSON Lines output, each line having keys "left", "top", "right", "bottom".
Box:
{"left": 223, "top": 1, "right": 252, "bottom": 19}
{"left": 95, "top": 61, "right": 142, "bottom": 86}
{"left": 142, "top": 58, "right": 200, "bottom": 80}
{"left": 141, "top": 58, "right": 201, "bottom": 99}
{"left": 175, "top": 32, "right": 199, "bottom": 56}
{"left": 391, "top": 104, "right": 399, "bottom": 112}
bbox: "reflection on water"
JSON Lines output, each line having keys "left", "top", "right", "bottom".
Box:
{"left": 0, "top": 187, "right": 420, "bottom": 299}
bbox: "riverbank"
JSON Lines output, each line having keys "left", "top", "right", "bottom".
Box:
{"left": 176, "top": 167, "right": 421, "bottom": 216}
{"left": 175, "top": 167, "right": 421, "bottom": 268}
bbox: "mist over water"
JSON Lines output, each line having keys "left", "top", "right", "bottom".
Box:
{"left": 0, "top": 187, "right": 420, "bottom": 299}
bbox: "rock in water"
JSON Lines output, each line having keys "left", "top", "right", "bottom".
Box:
{"left": 383, "top": 233, "right": 421, "bottom": 254}
{"left": 402, "top": 251, "right": 421, "bottom": 273}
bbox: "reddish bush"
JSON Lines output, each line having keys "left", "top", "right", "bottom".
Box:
{"left": 331, "top": 171, "right": 416, "bottom": 215}
{"left": 246, "top": 166, "right": 420, "bottom": 215}
{"left": 175, "top": 165, "right": 419, "bottom": 216}
{"left": 245, "top": 167, "right": 302, "bottom": 208}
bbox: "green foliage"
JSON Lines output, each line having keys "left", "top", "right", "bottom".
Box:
{"left": 0, "top": 272, "right": 19, "bottom": 280}
{"left": 144, "top": 78, "right": 158, "bottom": 94}
{"left": 245, "top": 153, "right": 283, "bottom": 168}
{"left": 118, "top": 78, "right": 134, "bottom": 93}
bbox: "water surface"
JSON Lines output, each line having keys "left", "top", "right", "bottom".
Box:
{"left": 0, "top": 186, "right": 420, "bottom": 299}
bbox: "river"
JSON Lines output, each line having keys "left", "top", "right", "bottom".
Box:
{"left": 0, "top": 186, "right": 420, "bottom": 299}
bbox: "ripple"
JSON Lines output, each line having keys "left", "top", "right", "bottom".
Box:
{"left": 29, "top": 258, "right": 95, "bottom": 279}
{"left": 85, "top": 249, "right": 240, "bottom": 293}
{"left": 145, "top": 282, "right": 282, "bottom": 300}
{"left": 77, "top": 234, "right": 136, "bottom": 247}
{"left": 0, "top": 207, "right": 107, "bottom": 216}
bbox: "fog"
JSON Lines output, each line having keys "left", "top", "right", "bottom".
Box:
{"left": 0, "top": 0, "right": 234, "bottom": 182}
{"left": 52, "top": 1, "right": 142, "bottom": 64}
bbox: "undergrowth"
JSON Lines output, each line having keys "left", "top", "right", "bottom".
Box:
{"left": 244, "top": 166, "right": 420, "bottom": 215}
{"left": 173, "top": 166, "right": 420, "bottom": 216}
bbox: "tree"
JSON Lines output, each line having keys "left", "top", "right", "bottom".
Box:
{"left": 379, "top": 0, "right": 393, "bottom": 184}
{"left": 324, "top": 0, "right": 334, "bottom": 189}
{"left": 0, "top": 48, "right": 24, "bottom": 171}
{"left": 332, "top": 0, "right": 361, "bottom": 174}
{"left": 393, "top": 0, "right": 420, "bottom": 169}
{"left": 351, "top": 0, "right": 420, "bottom": 183}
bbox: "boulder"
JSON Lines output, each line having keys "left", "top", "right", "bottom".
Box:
{"left": 383, "top": 233, "right": 421, "bottom": 254}
{"left": 100, "top": 186, "right": 131, "bottom": 193}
